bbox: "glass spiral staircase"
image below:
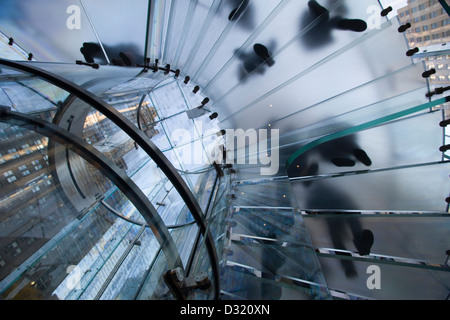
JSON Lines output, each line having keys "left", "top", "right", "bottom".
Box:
{"left": 0, "top": 0, "right": 449, "bottom": 300}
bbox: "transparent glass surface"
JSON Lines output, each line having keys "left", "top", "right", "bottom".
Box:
{"left": 81, "top": 0, "right": 148, "bottom": 66}
{"left": 221, "top": 266, "right": 328, "bottom": 300}
{"left": 304, "top": 214, "right": 450, "bottom": 264}
{"left": 288, "top": 111, "right": 444, "bottom": 177}
{"left": 192, "top": 0, "right": 285, "bottom": 84}
{"left": 317, "top": 257, "right": 450, "bottom": 300}
{"left": 208, "top": 0, "right": 394, "bottom": 126}
{"left": 0, "top": 123, "right": 158, "bottom": 300}
{"left": 0, "top": 0, "right": 101, "bottom": 63}
{"left": 0, "top": 66, "right": 69, "bottom": 115}
{"left": 292, "top": 161, "right": 450, "bottom": 213}
{"left": 0, "top": 30, "right": 31, "bottom": 61}
{"left": 134, "top": 248, "right": 173, "bottom": 300}
{"left": 220, "top": 166, "right": 331, "bottom": 300}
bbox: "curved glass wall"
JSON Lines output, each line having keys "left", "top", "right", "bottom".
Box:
{"left": 0, "top": 0, "right": 449, "bottom": 300}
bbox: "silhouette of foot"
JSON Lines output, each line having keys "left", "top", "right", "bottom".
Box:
{"left": 336, "top": 18, "right": 367, "bottom": 32}
{"left": 119, "top": 52, "right": 133, "bottom": 66}
{"left": 353, "top": 229, "right": 374, "bottom": 255}
{"left": 253, "top": 44, "right": 275, "bottom": 66}
{"left": 308, "top": 0, "right": 329, "bottom": 21}
{"left": 228, "top": 1, "right": 249, "bottom": 21}
{"left": 331, "top": 158, "right": 356, "bottom": 167}
{"left": 353, "top": 148, "right": 372, "bottom": 166}
{"left": 80, "top": 47, "right": 94, "bottom": 63}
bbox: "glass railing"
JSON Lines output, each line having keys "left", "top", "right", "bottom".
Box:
{"left": 0, "top": 59, "right": 224, "bottom": 300}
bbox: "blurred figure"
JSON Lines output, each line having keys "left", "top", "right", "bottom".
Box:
{"left": 300, "top": 0, "right": 367, "bottom": 49}
{"left": 227, "top": 0, "right": 254, "bottom": 30}
{"left": 237, "top": 42, "right": 276, "bottom": 81}
{"left": 80, "top": 42, "right": 142, "bottom": 66}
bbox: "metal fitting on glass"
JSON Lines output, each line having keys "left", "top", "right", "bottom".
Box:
{"left": 398, "top": 22, "right": 411, "bottom": 33}
{"left": 163, "top": 267, "right": 211, "bottom": 300}
{"left": 381, "top": 6, "right": 392, "bottom": 17}
{"left": 422, "top": 69, "right": 436, "bottom": 78}
{"left": 439, "top": 144, "right": 450, "bottom": 152}
{"left": 406, "top": 47, "right": 419, "bottom": 57}
{"left": 75, "top": 60, "right": 99, "bottom": 69}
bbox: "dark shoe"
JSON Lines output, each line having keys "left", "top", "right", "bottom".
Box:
{"left": 353, "top": 148, "right": 372, "bottom": 166}
{"left": 308, "top": 1, "right": 329, "bottom": 21}
{"left": 336, "top": 19, "right": 367, "bottom": 32}
{"left": 119, "top": 52, "right": 132, "bottom": 66}
{"left": 253, "top": 44, "right": 275, "bottom": 66}
{"left": 228, "top": 1, "right": 249, "bottom": 21}
{"left": 80, "top": 47, "right": 94, "bottom": 63}
{"left": 354, "top": 229, "right": 374, "bottom": 255}
{"left": 331, "top": 157, "right": 356, "bottom": 167}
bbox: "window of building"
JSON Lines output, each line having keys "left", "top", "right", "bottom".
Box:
{"left": 423, "top": 25, "right": 429, "bottom": 31}
{"left": 7, "top": 176, "right": 17, "bottom": 183}
{"left": 419, "top": 4, "right": 426, "bottom": 10}
{"left": 430, "top": 11, "right": 438, "bottom": 18}
{"left": 421, "top": 15, "right": 428, "bottom": 21}
{"left": 431, "top": 22, "right": 439, "bottom": 29}
{"left": 3, "top": 170, "right": 13, "bottom": 177}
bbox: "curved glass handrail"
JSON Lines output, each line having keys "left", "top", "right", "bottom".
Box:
{"left": 286, "top": 96, "right": 450, "bottom": 169}
{"left": 0, "top": 59, "right": 222, "bottom": 299}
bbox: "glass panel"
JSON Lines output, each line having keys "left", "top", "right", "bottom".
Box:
{"left": 292, "top": 161, "right": 450, "bottom": 213}
{"left": 215, "top": 9, "right": 419, "bottom": 130}
{"left": 0, "top": 124, "right": 127, "bottom": 299}
{"left": 317, "top": 257, "right": 450, "bottom": 299}
{"left": 0, "top": 0, "right": 101, "bottom": 63}
{"left": 304, "top": 214, "right": 450, "bottom": 264}
{"left": 161, "top": 0, "right": 196, "bottom": 67}
{"left": 81, "top": 0, "right": 148, "bottom": 66}
{"left": 288, "top": 111, "right": 444, "bottom": 177}
{"left": 134, "top": 248, "right": 173, "bottom": 300}
{"left": 0, "top": 30, "right": 31, "bottom": 61}
{"left": 94, "top": 225, "right": 159, "bottom": 300}
{"left": 192, "top": 0, "right": 285, "bottom": 84}
{"left": 0, "top": 66, "right": 69, "bottom": 115}
{"left": 221, "top": 266, "right": 328, "bottom": 300}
